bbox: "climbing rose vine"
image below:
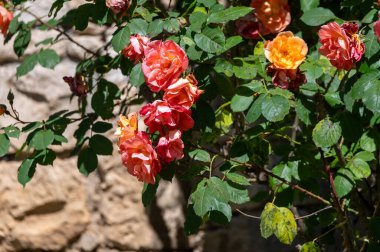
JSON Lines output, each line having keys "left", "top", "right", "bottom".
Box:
{"left": 2, "top": 0, "right": 380, "bottom": 251}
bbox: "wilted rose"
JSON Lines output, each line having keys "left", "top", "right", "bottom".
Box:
{"left": 0, "top": 104, "right": 6, "bottom": 116}
{"left": 156, "top": 130, "right": 184, "bottom": 163}
{"left": 267, "top": 65, "right": 306, "bottom": 90}
{"left": 318, "top": 22, "right": 365, "bottom": 70}
{"left": 163, "top": 74, "right": 203, "bottom": 109}
{"left": 119, "top": 132, "right": 161, "bottom": 184}
{"left": 63, "top": 74, "right": 89, "bottom": 97}
{"left": 105, "top": 0, "right": 131, "bottom": 14}
{"left": 140, "top": 100, "right": 194, "bottom": 134}
{"left": 142, "top": 40, "right": 189, "bottom": 92}
{"left": 265, "top": 31, "right": 308, "bottom": 70}
{"left": 251, "top": 0, "right": 291, "bottom": 35}
{"left": 235, "top": 13, "right": 262, "bottom": 39}
{"left": 0, "top": 6, "right": 13, "bottom": 36}
{"left": 115, "top": 113, "right": 138, "bottom": 146}
{"left": 122, "top": 35, "right": 150, "bottom": 64}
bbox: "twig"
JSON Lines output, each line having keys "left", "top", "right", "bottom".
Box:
{"left": 236, "top": 206, "right": 333, "bottom": 220}
{"left": 21, "top": 8, "right": 98, "bottom": 56}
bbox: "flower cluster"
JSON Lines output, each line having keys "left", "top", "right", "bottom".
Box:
{"left": 318, "top": 22, "right": 365, "bottom": 70}
{"left": 0, "top": 5, "right": 13, "bottom": 36}
{"left": 236, "top": 0, "right": 290, "bottom": 39}
{"left": 265, "top": 31, "right": 308, "bottom": 90}
{"left": 116, "top": 35, "right": 203, "bottom": 184}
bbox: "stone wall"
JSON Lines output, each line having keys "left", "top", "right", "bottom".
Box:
{"left": 0, "top": 1, "right": 298, "bottom": 251}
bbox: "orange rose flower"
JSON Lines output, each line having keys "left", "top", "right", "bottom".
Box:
{"left": 119, "top": 132, "right": 161, "bottom": 184}
{"left": 265, "top": 31, "right": 308, "bottom": 70}
{"left": 163, "top": 74, "right": 203, "bottom": 109}
{"left": 0, "top": 6, "right": 13, "bottom": 36}
{"left": 115, "top": 113, "right": 138, "bottom": 146}
{"left": 251, "top": 0, "right": 291, "bottom": 35}
{"left": 142, "top": 40, "right": 189, "bottom": 92}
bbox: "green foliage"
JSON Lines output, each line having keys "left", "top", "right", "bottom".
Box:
{"left": 4, "top": 1, "right": 380, "bottom": 250}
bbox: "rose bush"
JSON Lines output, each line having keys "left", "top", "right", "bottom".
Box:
{"left": 2, "top": 0, "right": 380, "bottom": 251}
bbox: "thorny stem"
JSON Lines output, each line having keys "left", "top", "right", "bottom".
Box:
{"left": 319, "top": 149, "right": 356, "bottom": 252}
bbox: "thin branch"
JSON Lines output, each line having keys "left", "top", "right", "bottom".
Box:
{"left": 21, "top": 8, "right": 98, "bottom": 56}
{"left": 236, "top": 206, "right": 333, "bottom": 221}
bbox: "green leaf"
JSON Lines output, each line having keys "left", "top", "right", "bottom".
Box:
{"left": 246, "top": 94, "right": 265, "bottom": 124}
{"left": 35, "top": 149, "right": 56, "bottom": 166}
{"left": 4, "top": 126, "right": 21, "bottom": 139}
{"left": 312, "top": 118, "right": 342, "bottom": 148}
{"left": 300, "top": 7, "right": 336, "bottom": 26}
{"left": 184, "top": 205, "right": 203, "bottom": 236}
{"left": 77, "top": 148, "right": 98, "bottom": 176}
{"left": 112, "top": 26, "right": 130, "bottom": 52}
{"left": 30, "top": 129, "right": 55, "bottom": 150}
{"left": 225, "top": 173, "right": 250, "bottom": 186}
{"left": 208, "top": 177, "right": 230, "bottom": 202}
{"left": 233, "top": 61, "right": 257, "bottom": 80}
{"left": 296, "top": 99, "right": 312, "bottom": 125}
{"left": 194, "top": 26, "right": 225, "bottom": 53}
{"left": 300, "top": 242, "right": 321, "bottom": 252}
{"left": 92, "top": 122, "right": 113, "bottom": 133}
{"left": 147, "top": 19, "right": 164, "bottom": 36}
{"left": 360, "top": 132, "right": 377, "bottom": 152}
{"left": 197, "top": 0, "right": 216, "bottom": 8}
{"left": 362, "top": 80, "right": 380, "bottom": 114}
{"left": 348, "top": 158, "right": 371, "bottom": 180}
{"left": 334, "top": 168, "right": 355, "bottom": 198}
{"left": 16, "top": 54, "right": 39, "bottom": 77}
{"left": 129, "top": 63, "right": 145, "bottom": 87}
{"left": 207, "top": 6, "right": 252, "bottom": 24}
{"left": 142, "top": 180, "right": 159, "bottom": 207}
{"left": 0, "top": 134, "right": 10, "bottom": 157}
{"left": 128, "top": 18, "right": 148, "bottom": 35}
{"left": 18, "top": 158, "right": 37, "bottom": 187}
{"left": 355, "top": 151, "right": 375, "bottom": 162}
{"left": 269, "top": 163, "right": 292, "bottom": 192}
{"left": 261, "top": 95, "right": 290, "bottom": 122}
{"left": 362, "top": 9, "right": 377, "bottom": 24}
{"left": 352, "top": 71, "right": 380, "bottom": 99}
{"left": 189, "top": 149, "right": 211, "bottom": 162}
{"left": 365, "top": 28, "right": 380, "bottom": 60}
{"left": 300, "top": 0, "right": 320, "bottom": 12}
{"left": 231, "top": 93, "right": 254, "bottom": 112}
{"left": 226, "top": 182, "right": 250, "bottom": 204}
{"left": 89, "top": 135, "right": 113, "bottom": 156}
{"left": 14, "top": 28, "right": 31, "bottom": 57}
{"left": 38, "top": 49, "right": 60, "bottom": 69}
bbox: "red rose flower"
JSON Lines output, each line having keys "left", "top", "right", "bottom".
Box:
{"left": 156, "top": 130, "right": 184, "bottom": 163}
{"left": 318, "top": 22, "right": 365, "bottom": 70}
{"left": 122, "top": 35, "right": 150, "bottom": 64}
{"left": 163, "top": 74, "right": 203, "bottom": 109}
{"left": 142, "top": 40, "right": 189, "bottom": 92}
{"left": 140, "top": 100, "right": 194, "bottom": 134}
{"left": 119, "top": 132, "right": 161, "bottom": 184}
{"left": 0, "top": 6, "right": 13, "bottom": 36}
